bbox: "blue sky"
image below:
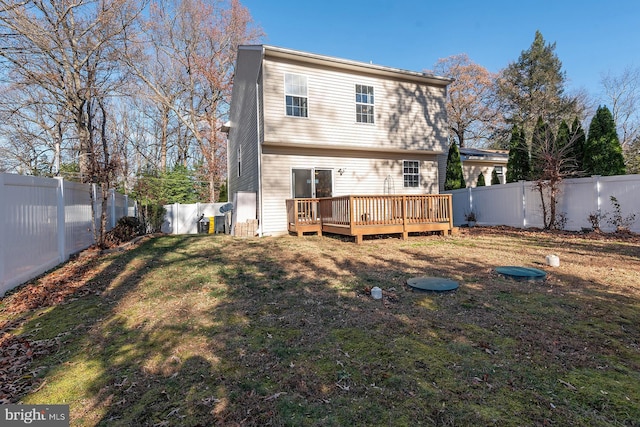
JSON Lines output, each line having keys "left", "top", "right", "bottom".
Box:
{"left": 242, "top": 0, "right": 639, "bottom": 102}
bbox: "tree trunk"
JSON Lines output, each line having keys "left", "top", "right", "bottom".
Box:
{"left": 75, "top": 105, "right": 92, "bottom": 182}
{"left": 160, "top": 106, "right": 169, "bottom": 172}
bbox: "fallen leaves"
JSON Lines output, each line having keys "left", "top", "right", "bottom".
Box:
{"left": 0, "top": 249, "right": 103, "bottom": 316}
{"left": 0, "top": 332, "right": 59, "bottom": 403}
{"left": 0, "top": 236, "right": 150, "bottom": 404}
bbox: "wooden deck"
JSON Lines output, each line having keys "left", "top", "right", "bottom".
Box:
{"left": 286, "top": 194, "right": 454, "bottom": 243}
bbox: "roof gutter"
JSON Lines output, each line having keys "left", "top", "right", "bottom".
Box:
{"left": 239, "top": 44, "right": 453, "bottom": 87}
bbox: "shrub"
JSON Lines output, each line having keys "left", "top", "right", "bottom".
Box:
{"left": 606, "top": 196, "right": 636, "bottom": 232}
{"left": 139, "top": 204, "right": 166, "bottom": 234}
{"left": 587, "top": 211, "right": 605, "bottom": 231}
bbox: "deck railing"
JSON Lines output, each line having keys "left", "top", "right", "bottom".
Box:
{"left": 287, "top": 194, "right": 454, "bottom": 243}
{"left": 286, "top": 198, "right": 322, "bottom": 236}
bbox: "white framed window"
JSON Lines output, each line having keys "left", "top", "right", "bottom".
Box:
{"left": 355, "top": 84, "right": 374, "bottom": 123}
{"left": 237, "top": 147, "right": 242, "bottom": 177}
{"left": 493, "top": 165, "right": 504, "bottom": 184}
{"left": 403, "top": 160, "right": 419, "bottom": 188}
{"left": 285, "top": 73, "right": 308, "bottom": 117}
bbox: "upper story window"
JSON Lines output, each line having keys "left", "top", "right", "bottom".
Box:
{"left": 355, "top": 84, "right": 374, "bottom": 123}
{"left": 285, "top": 73, "right": 308, "bottom": 117}
{"left": 403, "top": 160, "right": 419, "bottom": 187}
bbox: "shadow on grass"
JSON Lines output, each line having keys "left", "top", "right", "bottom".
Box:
{"left": 10, "top": 232, "right": 640, "bottom": 426}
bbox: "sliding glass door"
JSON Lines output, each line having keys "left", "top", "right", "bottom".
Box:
{"left": 292, "top": 168, "right": 333, "bottom": 198}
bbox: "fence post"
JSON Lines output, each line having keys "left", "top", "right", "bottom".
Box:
{"left": 174, "top": 202, "right": 179, "bottom": 234}
{"left": 467, "top": 187, "right": 473, "bottom": 214}
{"left": 593, "top": 175, "right": 601, "bottom": 214}
{"left": 109, "top": 188, "right": 116, "bottom": 229}
{"left": 92, "top": 183, "right": 98, "bottom": 244}
{"left": 520, "top": 180, "right": 527, "bottom": 228}
{"left": 56, "top": 177, "right": 66, "bottom": 263}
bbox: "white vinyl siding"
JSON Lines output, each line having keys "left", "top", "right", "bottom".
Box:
{"left": 260, "top": 148, "right": 439, "bottom": 235}
{"left": 262, "top": 58, "right": 448, "bottom": 153}
{"left": 227, "top": 48, "right": 262, "bottom": 199}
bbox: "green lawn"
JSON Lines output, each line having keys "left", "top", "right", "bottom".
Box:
{"left": 1, "top": 229, "right": 639, "bottom": 426}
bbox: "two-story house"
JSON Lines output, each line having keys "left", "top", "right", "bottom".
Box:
{"left": 226, "top": 45, "right": 452, "bottom": 237}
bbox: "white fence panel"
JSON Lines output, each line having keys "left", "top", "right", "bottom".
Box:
{"left": 1, "top": 175, "right": 62, "bottom": 296}
{"left": 557, "top": 177, "right": 598, "bottom": 231}
{"left": 162, "top": 203, "right": 228, "bottom": 234}
{"left": 164, "top": 203, "right": 199, "bottom": 234}
{"left": 474, "top": 183, "right": 525, "bottom": 227}
{"left": 63, "top": 180, "right": 95, "bottom": 258}
{"left": 1, "top": 173, "right": 133, "bottom": 296}
{"left": 447, "top": 174, "right": 640, "bottom": 233}
{"left": 108, "top": 189, "right": 129, "bottom": 230}
{"left": 598, "top": 175, "right": 640, "bottom": 232}
{"left": 450, "top": 190, "right": 470, "bottom": 226}
{"left": 523, "top": 184, "right": 545, "bottom": 228}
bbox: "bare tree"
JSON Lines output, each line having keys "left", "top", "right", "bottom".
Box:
{"left": 0, "top": 72, "right": 71, "bottom": 175}
{"left": 0, "top": 0, "right": 146, "bottom": 179}
{"left": 0, "top": 0, "right": 147, "bottom": 246}
{"left": 531, "top": 119, "right": 579, "bottom": 230}
{"left": 430, "top": 54, "right": 500, "bottom": 148}
{"left": 126, "top": 0, "right": 262, "bottom": 201}
{"left": 600, "top": 66, "right": 640, "bottom": 150}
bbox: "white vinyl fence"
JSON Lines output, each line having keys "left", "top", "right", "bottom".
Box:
{"left": 446, "top": 174, "right": 640, "bottom": 233}
{"left": 0, "top": 173, "right": 136, "bottom": 296}
{"left": 161, "top": 202, "right": 230, "bottom": 235}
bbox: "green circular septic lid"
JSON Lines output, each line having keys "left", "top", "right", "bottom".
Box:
{"left": 496, "top": 266, "right": 547, "bottom": 280}
{"left": 407, "top": 277, "right": 459, "bottom": 292}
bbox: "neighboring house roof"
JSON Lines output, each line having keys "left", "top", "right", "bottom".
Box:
{"left": 459, "top": 147, "right": 509, "bottom": 164}
{"left": 239, "top": 44, "right": 453, "bottom": 87}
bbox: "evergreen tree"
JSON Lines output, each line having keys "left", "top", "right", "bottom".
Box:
{"left": 163, "top": 164, "right": 199, "bottom": 204}
{"left": 584, "top": 106, "right": 626, "bottom": 176}
{"left": 506, "top": 125, "right": 531, "bottom": 182}
{"left": 491, "top": 168, "right": 500, "bottom": 185}
{"left": 570, "top": 117, "right": 586, "bottom": 173}
{"left": 476, "top": 173, "right": 486, "bottom": 186}
{"left": 497, "top": 30, "right": 578, "bottom": 138}
{"left": 554, "top": 120, "right": 573, "bottom": 176}
{"left": 218, "top": 181, "right": 228, "bottom": 202}
{"left": 444, "top": 141, "right": 466, "bottom": 190}
{"left": 556, "top": 120, "right": 570, "bottom": 152}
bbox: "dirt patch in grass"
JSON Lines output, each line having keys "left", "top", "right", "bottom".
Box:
{"left": 1, "top": 227, "right": 639, "bottom": 426}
